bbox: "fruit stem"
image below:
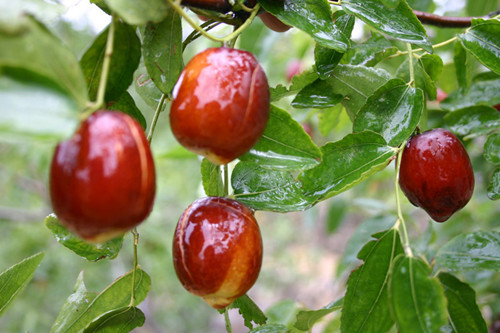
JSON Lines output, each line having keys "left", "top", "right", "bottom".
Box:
{"left": 406, "top": 43, "right": 415, "bottom": 87}
{"left": 182, "top": 20, "right": 222, "bottom": 51}
{"left": 223, "top": 164, "right": 229, "bottom": 197}
{"left": 166, "top": 0, "right": 259, "bottom": 44}
{"left": 394, "top": 142, "right": 414, "bottom": 257}
{"left": 82, "top": 14, "right": 117, "bottom": 119}
{"left": 147, "top": 93, "right": 167, "bottom": 143}
{"left": 224, "top": 308, "right": 233, "bottom": 333}
{"left": 130, "top": 228, "right": 140, "bottom": 306}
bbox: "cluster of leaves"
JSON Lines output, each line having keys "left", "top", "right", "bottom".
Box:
{"left": 1, "top": 0, "right": 499, "bottom": 332}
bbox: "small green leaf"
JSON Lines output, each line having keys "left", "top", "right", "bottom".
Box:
{"left": 318, "top": 104, "right": 343, "bottom": 137}
{"left": 80, "top": 20, "right": 141, "bottom": 102}
{"left": 51, "top": 268, "right": 151, "bottom": 332}
{"left": 133, "top": 60, "right": 165, "bottom": 110}
{"left": 270, "top": 71, "right": 319, "bottom": 102}
{"left": 342, "top": 33, "right": 398, "bottom": 67}
{"left": 484, "top": 133, "right": 500, "bottom": 164}
{"left": 248, "top": 324, "right": 290, "bottom": 333}
{"left": 292, "top": 79, "right": 343, "bottom": 109}
{"left": 201, "top": 158, "right": 224, "bottom": 197}
{"left": 45, "top": 214, "right": 124, "bottom": 261}
{"left": 294, "top": 298, "right": 343, "bottom": 331}
{"left": 0, "top": 252, "right": 44, "bottom": 317}
{"left": 454, "top": 41, "right": 473, "bottom": 92}
{"left": 231, "top": 162, "right": 313, "bottom": 212}
{"left": 228, "top": 295, "right": 267, "bottom": 329}
{"left": 82, "top": 306, "right": 145, "bottom": 333}
{"left": 440, "top": 76, "right": 500, "bottom": 111}
{"left": 143, "top": 8, "right": 183, "bottom": 94}
{"left": 314, "top": 11, "right": 355, "bottom": 79}
{"left": 444, "top": 105, "right": 500, "bottom": 138}
{"left": 104, "top": 0, "right": 170, "bottom": 25}
{"left": 0, "top": 16, "right": 87, "bottom": 108}
{"left": 338, "top": 215, "right": 397, "bottom": 275}
{"left": 435, "top": 231, "right": 500, "bottom": 270}
{"left": 300, "top": 131, "right": 396, "bottom": 202}
{"left": 327, "top": 65, "right": 392, "bottom": 120}
{"left": 353, "top": 79, "right": 424, "bottom": 147}
{"left": 107, "top": 92, "right": 147, "bottom": 130}
{"left": 438, "top": 272, "right": 488, "bottom": 333}
{"left": 240, "top": 105, "right": 322, "bottom": 171}
{"left": 341, "top": 229, "right": 403, "bottom": 333}
{"left": 389, "top": 255, "right": 448, "bottom": 333}
{"left": 258, "top": 0, "right": 349, "bottom": 52}
{"left": 488, "top": 167, "right": 500, "bottom": 200}
{"left": 396, "top": 54, "right": 443, "bottom": 100}
{"left": 458, "top": 19, "right": 500, "bottom": 75}
{"left": 342, "top": 0, "right": 432, "bottom": 52}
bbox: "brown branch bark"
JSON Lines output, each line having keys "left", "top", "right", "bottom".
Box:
{"left": 413, "top": 10, "right": 499, "bottom": 28}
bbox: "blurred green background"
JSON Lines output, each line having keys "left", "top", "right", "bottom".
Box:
{"left": 1, "top": 0, "right": 499, "bottom": 332}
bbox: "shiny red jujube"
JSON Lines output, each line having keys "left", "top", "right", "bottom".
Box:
{"left": 172, "top": 196, "right": 263, "bottom": 309}
{"left": 399, "top": 128, "right": 474, "bottom": 222}
{"left": 50, "top": 111, "right": 156, "bottom": 242}
{"left": 170, "top": 47, "right": 270, "bottom": 165}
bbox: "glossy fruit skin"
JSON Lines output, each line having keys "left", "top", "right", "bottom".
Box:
{"left": 258, "top": 12, "right": 291, "bottom": 32}
{"left": 172, "top": 197, "right": 263, "bottom": 309}
{"left": 50, "top": 111, "right": 156, "bottom": 242}
{"left": 399, "top": 128, "right": 474, "bottom": 222}
{"left": 170, "top": 47, "right": 270, "bottom": 165}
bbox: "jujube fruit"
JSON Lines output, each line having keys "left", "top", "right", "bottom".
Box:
{"left": 399, "top": 128, "right": 474, "bottom": 222}
{"left": 170, "top": 47, "right": 270, "bottom": 165}
{"left": 49, "top": 111, "right": 156, "bottom": 242}
{"left": 172, "top": 196, "right": 263, "bottom": 309}
{"left": 258, "top": 12, "right": 291, "bottom": 32}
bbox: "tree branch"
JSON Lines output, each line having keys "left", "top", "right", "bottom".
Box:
{"left": 413, "top": 10, "right": 499, "bottom": 28}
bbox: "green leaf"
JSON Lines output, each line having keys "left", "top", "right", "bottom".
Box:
{"left": 342, "top": 33, "right": 398, "bottom": 67}
{"left": 438, "top": 272, "right": 488, "bottom": 333}
{"left": 342, "top": 0, "right": 432, "bottom": 52}
{"left": 270, "top": 71, "right": 319, "bottom": 102}
{"left": 228, "top": 295, "right": 267, "bottom": 329}
{"left": 82, "top": 306, "right": 145, "bottom": 333}
{"left": 444, "top": 105, "right": 500, "bottom": 138}
{"left": 201, "top": 158, "right": 224, "bottom": 197}
{"left": 396, "top": 54, "right": 443, "bottom": 100}
{"left": 133, "top": 60, "right": 165, "bottom": 110}
{"left": 454, "top": 41, "right": 473, "bottom": 92}
{"left": 440, "top": 76, "right": 500, "bottom": 111}
{"left": 300, "top": 131, "right": 396, "bottom": 202}
{"left": 51, "top": 268, "right": 151, "bottom": 332}
{"left": 258, "top": 0, "right": 349, "bottom": 52}
{"left": 338, "top": 215, "right": 397, "bottom": 276}
{"left": 0, "top": 16, "right": 87, "bottom": 108}
{"left": 104, "top": 0, "right": 170, "bottom": 25}
{"left": 484, "top": 133, "right": 500, "bottom": 164}
{"left": 80, "top": 20, "right": 141, "bottom": 102}
{"left": 458, "top": 19, "right": 500, "bottom": 75}
{"left": 318, "top": 104, "right": 343, "bottom": 137}
{"left": 248, "top": 324, "right": 290, "bottom": 333}
{"left": 231, "top": 162, "right": 313, "bottom": 212}
{"left": 341, "top": 229, "right": 403, "bottom": 333}
{"left": 435, "top": 231, "right": 500, "bottom": 270}
{"left": 314, "top": 11, "right": 355, "bottom": 79}
{"left": 107, "top": 92, "right": 147, "bottom": 130}
{"left": 143, "top": 8, "right": 183, "bottom": 95}
{"left": 353, "top": 79, "right": 424, "bottom": 147}
{"left": 294, "top": 298, "right": 343, "bottom": 331}
{"left": 389, "top": 255, "right": 448, "bottom": 333}
{"left": 292, "top": 78, "right": 343, "bottom": 109}
{"left": 45, "top": 215, "right": 124, "bottom": 261}
{"left": 488, "top": 167, "right": 500, "bottom": 200}
{"left": 240, "top": 105, "right": 322, "bottom": 171}
{"left": 328, "top": 65, "right": 392, "bottom": 120}
{"left": 0, "top": 252, "right": 44, "bottom": 317}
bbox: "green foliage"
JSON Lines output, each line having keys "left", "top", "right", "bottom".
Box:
{"left": 1, "top": 0, "right": 499, "bottom": 332}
